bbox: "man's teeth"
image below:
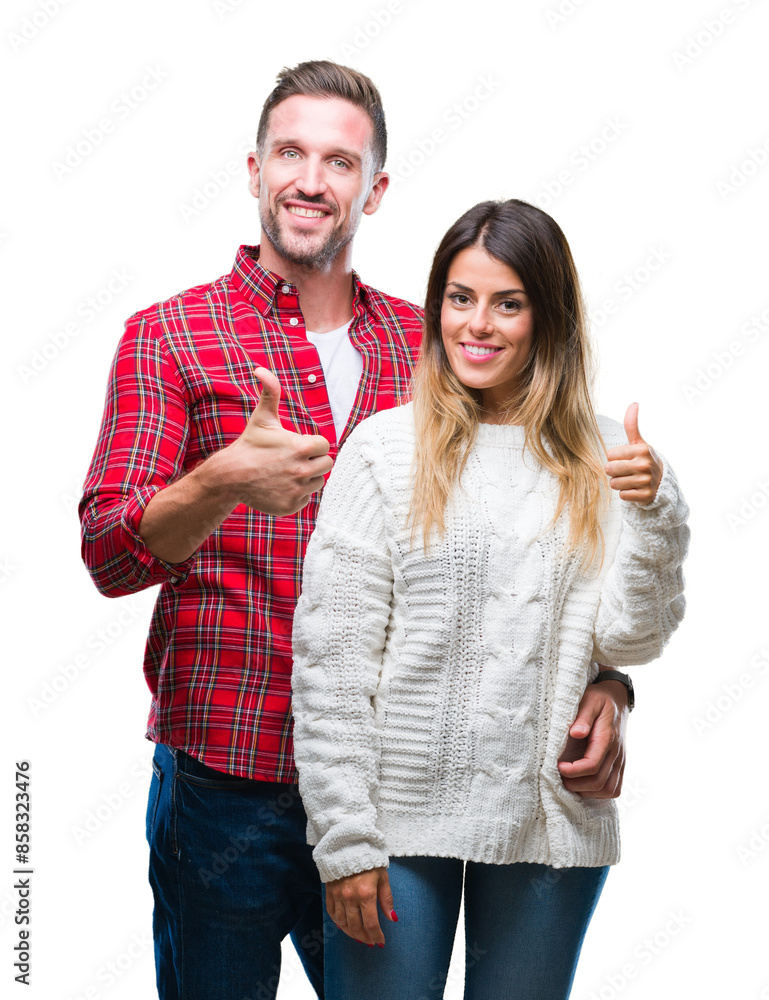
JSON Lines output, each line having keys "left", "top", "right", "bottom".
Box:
{"left": 464, "top": 344, "right": 500, "bottom": 356}
{"left": 287, "top": 206, "right": 327, "bottom": 218}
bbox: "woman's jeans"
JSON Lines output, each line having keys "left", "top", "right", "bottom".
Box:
{"left": 146, "top": 743, "right": 325, "bottom": 1000}
{"left": 323, "top": 855, "right": 609, "bottom": 1000}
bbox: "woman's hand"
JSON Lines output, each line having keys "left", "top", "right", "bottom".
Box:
{"left": 604, "top": 402, "right": 663, "bottom": 505}
{"left": 325, "top": 866, "right": 397, "bottom": 947}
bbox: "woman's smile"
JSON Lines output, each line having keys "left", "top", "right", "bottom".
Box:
{"left": 459, "top": 341, "right": 505, "bottom": 360}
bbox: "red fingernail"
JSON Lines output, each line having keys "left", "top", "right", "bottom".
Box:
{"left": 368, "top": 943, "right": 374, "bottom": 948}
{"left": 377, "top": 942, "right": 385, "bottom": 948}
{"left": 391, "top": 910, "right": 398, "bottom": 922}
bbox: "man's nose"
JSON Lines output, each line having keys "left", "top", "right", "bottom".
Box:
{"left": 294, "top": 157, "right": 328, "bottom": 197}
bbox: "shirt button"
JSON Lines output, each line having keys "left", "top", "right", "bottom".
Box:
{"left": 308, "top": 374, "right": 317, "bottom": 383}
{"left": 289, "top": 317, "right": 299, "bottom": 326}
{"left": 282, "top": 284, "right": 291, "bottom": 294}
{"left": 169, "top": 576, "right": 180, "bottom": 584}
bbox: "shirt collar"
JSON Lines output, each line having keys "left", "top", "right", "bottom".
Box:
{"left": 230, "top": 244, "right": 371, "bottom": 320}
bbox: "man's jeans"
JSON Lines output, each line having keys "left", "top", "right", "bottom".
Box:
{"left": 146, "top": 743, "right": 324, "bottom": 1000}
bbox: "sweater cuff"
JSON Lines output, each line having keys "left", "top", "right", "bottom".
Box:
{"left": 626, "top": 454, "right": 688, "bottom": 525}
{"left": 632, "top": 451, "right": 668, "bottom": 511}
{"left": 313, "top": 843, "right": 390, "bottom": 885}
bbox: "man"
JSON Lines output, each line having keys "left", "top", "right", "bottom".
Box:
{"left": 79, "top": 60, "right": 631, "bottom": 1000}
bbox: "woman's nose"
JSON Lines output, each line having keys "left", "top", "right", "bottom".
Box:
{"left": 466, "top": 307, "right": 494, "bottom": 336}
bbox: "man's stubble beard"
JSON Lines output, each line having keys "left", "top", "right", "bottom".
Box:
{"left": 260, "top": 200, "right": 356, "bottom": 272}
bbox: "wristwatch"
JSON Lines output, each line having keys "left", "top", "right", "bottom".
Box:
{"left": 591, "top": 669, "right": 634, "bottom": 712}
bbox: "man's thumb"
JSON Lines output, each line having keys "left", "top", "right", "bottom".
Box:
{"left": 250, "top": 367, "right": 283, "bottom": 426}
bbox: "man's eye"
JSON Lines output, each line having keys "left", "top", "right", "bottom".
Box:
{"left": 331, "top": 159, "right": 348, "bottom": 169}
{"left": 283, "top": 150, "right": 298, "bottom": 159}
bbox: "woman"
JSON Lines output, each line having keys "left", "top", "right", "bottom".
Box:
{"left": 291, "top": 199, "right": 689, "bottom": 1000}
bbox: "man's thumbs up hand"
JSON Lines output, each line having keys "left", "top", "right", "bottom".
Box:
{"left": 216, "top": 367, "right": 333, "bottom": 516}
{"left": 248, "top": 366, "right": 285, "bottom": 429}
{"left": 604, "top": 402, "right": 663, "bottom": 505}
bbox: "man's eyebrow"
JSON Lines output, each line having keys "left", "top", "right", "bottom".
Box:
{"left": 446, "top": 281, "right": 527, "bottom": 296}
{"left": 269, "top": 137, "right": 363, "bottom": 165}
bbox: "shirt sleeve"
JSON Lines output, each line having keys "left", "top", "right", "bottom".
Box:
{"left": 591, "top": 454, "right": 691, "bottom": 667}
{"left": 78, "top": 314, "right": 196, "bottom": 597}
{"left": 291, "top": 427, "right": 392, "bottom": 883}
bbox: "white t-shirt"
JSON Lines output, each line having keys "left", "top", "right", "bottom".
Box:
{"left": 305, "top": 321, "right": 363, "bottom": 439}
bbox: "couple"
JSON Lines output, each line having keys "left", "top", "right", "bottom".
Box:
{"left": 79, "top": 60, "right": 690, "bottom": 1000}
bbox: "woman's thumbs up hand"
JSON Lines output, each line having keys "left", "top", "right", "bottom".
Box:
{"left": 604, "top": 402, "right": 663, "bottom": 505}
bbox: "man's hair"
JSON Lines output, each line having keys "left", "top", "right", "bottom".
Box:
{"left": 256, "top": 60, "right": 387, "bottom": 172}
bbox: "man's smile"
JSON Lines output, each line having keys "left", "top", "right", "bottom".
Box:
{"left": 280, "top": 199, "right": 334, "bottom": 226}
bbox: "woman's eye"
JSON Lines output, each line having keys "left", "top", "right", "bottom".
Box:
{"left": 500, "top": 300, "right": 521, "bottom": 311}
{"left": 449, "top": 294, "right": 470, "bottom": 305}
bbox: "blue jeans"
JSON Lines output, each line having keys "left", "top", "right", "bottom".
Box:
{"left": 323, "top": 855, "right": 609, "bottom": 1000}
{"left": 146, "top": 743, "right": 324, "bottom": 1000}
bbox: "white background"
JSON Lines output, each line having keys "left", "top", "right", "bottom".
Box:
{"left": 3, "top": 0, "right": 768, "bottom": 997}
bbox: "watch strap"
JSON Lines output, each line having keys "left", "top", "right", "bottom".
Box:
{"left": 591, "top": 669, "right": 634, "bottom": 712}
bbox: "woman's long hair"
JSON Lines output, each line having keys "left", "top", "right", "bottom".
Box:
{"left": 408, "top": 199, "right": 610, "bottom": 574}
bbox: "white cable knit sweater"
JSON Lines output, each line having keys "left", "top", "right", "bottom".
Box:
{"left": 291, "top": 402, "right": 689, "bottom": 882}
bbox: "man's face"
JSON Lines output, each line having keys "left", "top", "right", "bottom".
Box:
{"left": 248, "top": 95, "right": 388, "bottom": 270}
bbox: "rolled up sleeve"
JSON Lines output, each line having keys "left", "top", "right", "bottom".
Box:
{"left": 79, "top": 314, "right": 196, "bottom": 597}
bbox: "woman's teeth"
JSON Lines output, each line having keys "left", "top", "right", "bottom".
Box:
{"left": 463, "top": 344, "right": 500, "bottom": 356}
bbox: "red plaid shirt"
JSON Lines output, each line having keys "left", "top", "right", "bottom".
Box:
{"left": 79, "top": 245, "right": 422, "bottom": 781}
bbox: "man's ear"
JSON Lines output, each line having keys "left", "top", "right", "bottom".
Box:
{"left": 363, "top": 171, "right": 390, "bottom": 217}
{"left": 247, "top": 151, "right": 261, "bottom": 199}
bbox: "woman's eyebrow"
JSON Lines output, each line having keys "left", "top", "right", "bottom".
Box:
{"left": 446, "top": 281, "right": 526, "bottom": 296}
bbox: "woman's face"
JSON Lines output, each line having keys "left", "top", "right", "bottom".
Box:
{"left": 440, "top": 245, "right": 535, "bottom": 421}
